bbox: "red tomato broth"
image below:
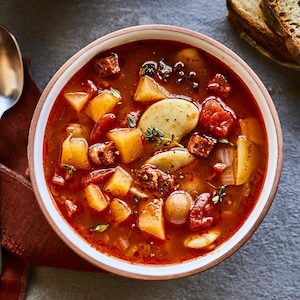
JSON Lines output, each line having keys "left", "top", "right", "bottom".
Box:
{"left": 44, "top": 40, "right": 268, "bottom": 265}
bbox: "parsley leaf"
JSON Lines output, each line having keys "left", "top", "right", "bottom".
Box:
{"left": 218, "top": 138, "right": 236, "bottom": 148}
{"left": 127, "top": 114, "right": 136, "bottom": 128}
{"left": 89, "top": 224, "right": 109, "bottom": 232}
{"left": 110, "top": 87, "right": 121, "bottom": 99}
{"left": 63, "top": 164, "right": 76, "bottom": 176}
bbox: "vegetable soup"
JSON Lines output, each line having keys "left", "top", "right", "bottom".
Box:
{"left": 44, "top": 40, "right": 267, "bottom": 264}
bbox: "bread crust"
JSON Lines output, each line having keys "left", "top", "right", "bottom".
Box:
{"left": 260, "top": 0, "right": 300, "bottom": 64}
{"left": 226, "top": 0, "right": 300, "bottom": 70}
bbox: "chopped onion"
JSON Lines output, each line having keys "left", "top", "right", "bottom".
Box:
{"left": 215, "top": 147, "right": 235, "bottom": 185}
{"left": 220, "top": 166, "right": 235, "bottom": 185}
{"left": 114, "top": 235, "right": 130, "bottom": 251}
{"left": 51, "top": 173, "right": 65, "bottom": 186}
{"left": 215, "top": 147, "right": 234, "bottom": 166}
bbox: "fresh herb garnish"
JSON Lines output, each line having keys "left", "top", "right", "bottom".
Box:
{"left": 63, "top": 164, "right": 76, "bottom": 176}
{"left": 89, "top": 224, "right": 109, "bottom": 232}
{"left": 144, "top": 127, "right": 184, "bottom": 148}
{"left": 127, "top": 114, "right": 136, "bottom": 128}
{"left": 97, "top": 86, "right": 121, "bottom": 99}
{"left": 97, "top": 86, "right": 103, "bottom": 94}
{"left": 140, "top": 61, "right": 157, "bottom": 76}
{"left": 218, "top": 138, "right": 236, "bottom": 148}
{"left": 157, "top": 58, "right": 172, "bottom": 82}
{"left": 207, "top": 181, "right": 227, "bottom": 204}
{"left": 133, "top": 194, "right": 139, "bottom": 203}
{"left": 110, "top": 87, "right": 121, "bottom": 99}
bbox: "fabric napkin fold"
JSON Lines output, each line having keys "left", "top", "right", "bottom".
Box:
{"left": 0, "top": 59, "right": 103, "bottom": 299}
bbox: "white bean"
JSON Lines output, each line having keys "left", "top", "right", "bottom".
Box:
{"left": 184, "top": 230, "right": 220, "bottom": 249}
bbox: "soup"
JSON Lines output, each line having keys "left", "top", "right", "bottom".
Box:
{"left": 44, "top": 40, "right": 267, "bottom": 265}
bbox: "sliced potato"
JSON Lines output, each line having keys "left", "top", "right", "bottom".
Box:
{"left": 84, "top": 90, "right": 120, "bottom": 122}
{"left": 175, "top": 48, "right": 206, "bottom": 69}
{"left": 84, "top": 183, "right": 109, "bottom": 212}
{"left": 104, "top": 167, "right": 133, "bottom": 197}
{"left": 146, "top": 149, "right": 197, "bottom": 173}
{"left": 107, "top": 127, "right": 144, "bottom": 164}
{"left": 234, "top": 136, "right": 260, "bottom": 185}
{"left": 64, "top": 92, "right": 89, "bottom": 112}
{"left": 239, "top": 118, "right": 264, "bottom": 145}
{"left": 138, "top": 198, "right": 165, "bottom": 240}
{"left": 138, "top": 98, "right": 199, "bottom": 142}
{"left": 178, "top": 171, "right": 207, "bottom": 197}
{"left": 60, "top": 135, "right": 91, "bottom": 170}
{"left": 184, "top": 230, "right": 220, "bottom": 249}
{"left": 133, "top": 75, "right": 170, "bottom": 102}
{"left": 175, "top": 48, "right": 208, "bottom": 85}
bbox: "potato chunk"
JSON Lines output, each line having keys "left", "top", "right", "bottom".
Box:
{"left": 133, "top": 75, "right": 170, "bottom": 102}
{"left": 110, "top": 198, "right": 132, "bottom": 225}
{"left": 84, "top": 90, "right": 120, "bottom": 122}
{"left": 175, "top": 48, "right": 207, "bottom": 74}
{"left": 239, "top": 118, "right": 264, "bottom": 145}
{"left": 66, "top": 123, "right": 90, "bottom": 139}
{"left": 64, "top": 92, "right": 89, "bottom": 112}
{"left": 104, "top": 167, "right": 133, "bottom": 197}
{"left": 138, "top": 199, "right": 165, "bottom": 240}
{"left": 84, "top": 183, "right": 109, "bottom": 212}
{"left": 107, "top": 128, "right": 143, "bottom": 164}
{"left": 60, "top": 135, "right": 91, "bottom": 170}
{"left": 146, "top": 149, "right": 197, "bottom": 173}
{"left": 234, "top": 136, "right": 260, "bottom": 185}
{"left": 138, "top": 98, "right": 199, "bottom": 143}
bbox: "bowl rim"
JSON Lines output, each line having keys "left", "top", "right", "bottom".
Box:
{"left": 28, "top": 24, "right": 283, "bottom": 280}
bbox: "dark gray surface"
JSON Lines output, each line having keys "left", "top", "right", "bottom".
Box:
{"left": 1, "top": 0, "right": 299, "bottom": 299}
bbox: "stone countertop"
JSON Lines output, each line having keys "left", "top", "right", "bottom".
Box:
{"left": 1, "top": 0, "right": 299, "bottom": 299}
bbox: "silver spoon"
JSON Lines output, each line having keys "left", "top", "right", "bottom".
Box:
{"left": 0, "top": 25, "right": 24, "bottom": 274}
{"left": 0, "top": 25, "right": 24, "bottom": 118}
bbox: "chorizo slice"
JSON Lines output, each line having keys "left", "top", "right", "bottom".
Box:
{"left": 206, "top": 73, "right": 232, "bottom": 97}
{"left": 90, "top": 113, "right": 116, "bottom": 143}
{"left": 88, "top": 141, "right": 117, "bottom": 166}
{"left": 187, "top": 133, "right": 216, "bottom": 158}
{"left": 94, "top": 53, "right": 120, "bottom": 77}
{"left": 81, "top": 168, "right": 115, "bottom": 187}
{"left": 135, "top": 164, "right": 177, "bottom": 196}
{"left": 188, "top": 192, "right": 215, "bottom": 231}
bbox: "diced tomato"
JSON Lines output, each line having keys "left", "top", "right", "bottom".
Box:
{"left": 199, "top": 96, "right": 235, "bottom": 138}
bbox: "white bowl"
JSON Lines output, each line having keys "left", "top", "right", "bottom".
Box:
{"left": 28, "top": 25, "right": 283, "bottom": 280}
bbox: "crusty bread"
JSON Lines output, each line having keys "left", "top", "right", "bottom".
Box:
{"left": 226, "top": 0, "right": 300, "bottom": 70}
{"left": 260, "top": 0, "right": 300, "bottom": 64}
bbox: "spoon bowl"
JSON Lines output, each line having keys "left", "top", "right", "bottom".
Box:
{"left": 0, "top": 25, "right": 24, "bottom": 118}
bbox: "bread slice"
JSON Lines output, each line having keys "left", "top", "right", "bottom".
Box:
{"left": 226, "top": 0, "right": 300, "bottom": 70}
{"left": 260, "top": 0, "right": 300, "bottom": 64}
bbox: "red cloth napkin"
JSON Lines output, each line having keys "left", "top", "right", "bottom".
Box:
{"left": 0, "top": 59, "right": 103, "bottom": 300}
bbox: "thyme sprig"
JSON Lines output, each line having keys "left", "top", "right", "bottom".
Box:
{"left": 97, "top": 86, "right": 122, "bottom": 99}
{"left": 144, "top": 127, "right": 184, "bottom": 148}
{"left": 207, "top": 181, "right": 227, "bottom": 204}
